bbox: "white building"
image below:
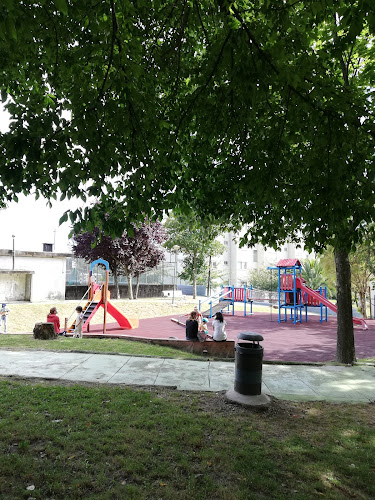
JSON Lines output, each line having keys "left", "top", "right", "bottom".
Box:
{"left": 0, "top": 249, "right": 70, "bottom": 302}
{"left": 0, "top": 195, "right": 77, "bottom": 301}
{"left": 213, "top": 230, "right": 311, "bottom": 286}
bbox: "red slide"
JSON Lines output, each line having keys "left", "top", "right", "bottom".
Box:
{"left": 102, "top": 301, "right": 139, "bottom": 329}
{"left": 300, "top": 283, "right": 368, "bottom": 330}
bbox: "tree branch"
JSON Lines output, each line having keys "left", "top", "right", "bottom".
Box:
{"left": 97, "top": 0, "right": 118, "bottom": 102}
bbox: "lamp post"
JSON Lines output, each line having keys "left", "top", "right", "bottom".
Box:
{"left": 12, "top": 235, "right": 15, "bottom": 270}
{"left": 172, "top": 245, "right": 180, "bottom": 304}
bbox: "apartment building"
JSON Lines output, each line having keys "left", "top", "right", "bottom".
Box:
{"left": 213, "top": 231, "right": 311, "bottom": 286}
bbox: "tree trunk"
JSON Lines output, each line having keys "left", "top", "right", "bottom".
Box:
{"left": 114, "top": 271, "right": 120, "bottom": 299}
{"left": 134, "top": 275, "right": 140, "bottom": 300}
{"left": 334, "top": 249, "right": 356, "bottom": 364}
{"left": 207, "top": 255, "right": 212, "bottom": 297}
{"left": 359, "top": 290, "right": 367, "bottom": 318}
{"left": 192, "top": 255, "right": 197, "bottom": 299}
{"left": 126, "top": 272, "right": 134, "bottom": 300}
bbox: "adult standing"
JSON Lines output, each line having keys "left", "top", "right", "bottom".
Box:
{"left": 212, "top": 312, "right": 227, "bottom": 341}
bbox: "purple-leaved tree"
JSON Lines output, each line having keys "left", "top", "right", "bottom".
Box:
{"left": 72, "top": 219, "right": 167, "bottom": 299}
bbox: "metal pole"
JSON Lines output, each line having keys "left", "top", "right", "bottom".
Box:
{"left": 172, "top": 258, "right": 175, "bottom": 304}
{"left": 172, "top": 245, "right": 180, "bottom": 304}
{"left": 12, "top": 235, "right": 15, "bottom": 270}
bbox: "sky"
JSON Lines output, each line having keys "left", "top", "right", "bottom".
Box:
{"left": 0, "top": 105, "right": 82, "bottom": 254}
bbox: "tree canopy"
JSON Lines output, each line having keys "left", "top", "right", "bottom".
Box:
{"left": 73, "top": 218, "right": 166, "bottom": 299}
{"left": 164, "top": 212, "right": 225, "bottom": 298}
{"left": 0, "top": 1, "right": 374, "bottom": 248}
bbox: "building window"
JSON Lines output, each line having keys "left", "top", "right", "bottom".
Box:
{"left": 224, "top": 261, "right": 228, "bottom": 265}
{"left": 253, "top": 250, "right": 258, "bottom": 262}
{"left": 239, "top": 261, "right": 247, "bottom": 270}
{"left": 43, "top": 243, "right": 53, "bottom": 252}
{"left": 212, "top": 262, "right": 217, "bottom": 268}
{"left": 224, "top": 241, "right": 229, "bottom": 245}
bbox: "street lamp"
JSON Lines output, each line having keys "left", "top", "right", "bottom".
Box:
{"left": 172, "top": 245, "right": 180, "bottom": 304}
{"left": 12, "top": 235, "right": 15, "bottom": 270}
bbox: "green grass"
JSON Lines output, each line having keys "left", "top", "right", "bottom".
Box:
{"left": 0, "top": 335, "right": 200, "bottom": 359}
{"left": 0, "top": 380, "right": 374, "bottom": 499}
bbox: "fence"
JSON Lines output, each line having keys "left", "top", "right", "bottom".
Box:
{"left": 66, "top": 257, "right": 185, "bottom": 287}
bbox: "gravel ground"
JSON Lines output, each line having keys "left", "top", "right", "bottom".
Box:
{"left": 4, "top": 298, "right": 198, "bottom": 334}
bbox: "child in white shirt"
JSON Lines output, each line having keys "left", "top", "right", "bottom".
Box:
{"left": 73, "top": 306, "right": 84, "bottom": 338}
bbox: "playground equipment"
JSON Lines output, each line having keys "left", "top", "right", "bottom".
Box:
{"left": 270, "top": 259, "right": 367, "bottom": 329}
{"left": 66, "top": 258, "right": 138, "bottom": 335}
{"left": 199, "top": 285, "right": 254, "bottom": 318}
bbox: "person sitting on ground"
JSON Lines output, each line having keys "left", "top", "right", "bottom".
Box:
{"left": 186, "top": 310, "right": 199, "bottom": 341}
{"left": 47, "top": 307, "right": 60, "bottom": 335}
{"left": 197, "top": 317, "right": 209, "bottom": 342}
{"left": 211, "top": 311, "right": 227, "bottom": 342}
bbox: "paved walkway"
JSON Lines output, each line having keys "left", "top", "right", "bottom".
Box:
{"left": 0, "top": 350, "right": 374, "bottom": 402}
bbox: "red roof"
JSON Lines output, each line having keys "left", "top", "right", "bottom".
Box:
{"left": 277, "top": 259, "right": 301, "bottom": 267}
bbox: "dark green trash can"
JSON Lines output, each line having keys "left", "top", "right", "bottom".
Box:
{"left": 234, "top": 332, "right": 264, "bottom": 395}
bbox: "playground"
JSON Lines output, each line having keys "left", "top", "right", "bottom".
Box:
{"left": 20, "top": 257, "right": 374, "bottom": 363}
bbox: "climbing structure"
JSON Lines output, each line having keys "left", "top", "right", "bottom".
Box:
{"left": 272, "top": 259, "right": 367, "bottom": 329}
{"left": 66, "top": 258, "right": 138, "bottom": 335}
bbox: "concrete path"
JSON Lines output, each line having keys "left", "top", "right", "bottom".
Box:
{"left": 0, "top": 350, "right": 374, "bottom": 403}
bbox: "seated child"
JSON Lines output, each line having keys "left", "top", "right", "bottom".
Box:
{"left": 197, "top": 317, "right": 209, "bottom": 342}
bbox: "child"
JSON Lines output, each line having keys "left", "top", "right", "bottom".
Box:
{"left": 198, "top": 317, "right": 209, "bottom": 342}
{"left": 73, "top": 306, "right": 84, "bottom": 338}
{"left": 193, "top": 306, "right": 203, "bottom": 330}
{"left": 47, "top": 307, "right": 60, "bottom": 335}
{"left": 0, "top": 303, "right": 9, "bottom": 333}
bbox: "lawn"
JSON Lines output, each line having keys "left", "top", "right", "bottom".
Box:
{"left": 0, "top": 379, "right": 374, "bottom": 499}
{"left": 0, "top": 334, "right": 199, "bottom": 359}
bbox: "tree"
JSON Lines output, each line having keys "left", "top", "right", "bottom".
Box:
{"left": 301, "top": 258, "right": 334, "bottom": 296}
{"left": 1, "top": 2, "right": 375, "bottom": 362}
{"left": 72, "top": 228, "right": 124, "bottom": 299}
{"left": 164, "top": 212, "right": 225, "bottom": 299}
{"left": 249, "top": 266, "right": 276, "bottom": 292}
{"left": 322, "top": 243, "right": 375, "bottom": 317}
{"left": 73, "top": 218, "right": 166, "bottom": 299}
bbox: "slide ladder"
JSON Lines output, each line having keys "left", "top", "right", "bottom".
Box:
{"left": 300, "top": 283, "right": 368, "bottom": 330}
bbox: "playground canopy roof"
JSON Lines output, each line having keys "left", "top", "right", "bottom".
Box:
{"left": 277, "top": 259, "right": 301, "bottom": 268}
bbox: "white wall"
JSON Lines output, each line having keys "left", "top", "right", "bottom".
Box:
{"left": 0, "top": 251, "right": 68, "bottom": 302}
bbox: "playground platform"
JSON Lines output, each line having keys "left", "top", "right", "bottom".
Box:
{"left": 57, "top": 312, "right": 375, "bottom": 364}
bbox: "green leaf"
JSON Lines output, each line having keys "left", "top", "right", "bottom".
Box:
{"left": 54, "top": 0, "right": 68, "bottom": 16}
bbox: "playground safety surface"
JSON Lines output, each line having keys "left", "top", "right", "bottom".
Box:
{"left": 79, "top": 311, "right": 375, "bottom": 364}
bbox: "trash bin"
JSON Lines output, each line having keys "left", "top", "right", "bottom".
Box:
{"left": 234, "top": 332, "right": 264, "bottom": 395}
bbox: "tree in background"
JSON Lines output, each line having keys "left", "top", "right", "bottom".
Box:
{"left": 164, "top": 213, "right": 225, "bottom": 299}
{"left": 249, "top": 266, "right": 277, "bottom": 292}
{"left": 321, "top": 243, "right": 375, "bottom": 318}
{"left": 73, "top": 219, "right": 166, "bottom": 300}
{"left": 301, "top": 258, "right": 334, "bottom": 297}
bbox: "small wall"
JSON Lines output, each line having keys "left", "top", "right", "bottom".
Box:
{"left": 79, "top": 334, "right": 235, "bottom": 358}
